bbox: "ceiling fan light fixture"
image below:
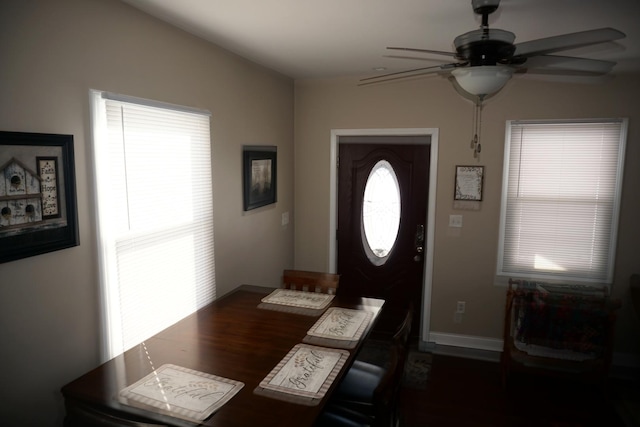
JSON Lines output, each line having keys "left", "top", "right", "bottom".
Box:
{"left": 451, "top": 65, "right": 513, "bottom": 96}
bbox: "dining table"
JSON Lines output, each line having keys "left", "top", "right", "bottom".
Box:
{"left": 61, "top": 285, "right": 385, "bottom": 427}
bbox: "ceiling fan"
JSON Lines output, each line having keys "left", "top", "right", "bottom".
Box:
{"left": 361, "top": 0, "right": 626, "bottom": 97}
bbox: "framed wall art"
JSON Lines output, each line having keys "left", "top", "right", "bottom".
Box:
{"left": 243, "top": 145, "right": 277, "bottom": 211}
{"left": 454, "top": 165, "right": 484, "bottom": 201}
{"left": 0, "top": 131, "right": 79, "bottom": 263}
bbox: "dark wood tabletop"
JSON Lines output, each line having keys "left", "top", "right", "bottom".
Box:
{"left": 61, "top": 285, "right": 384, "bottom": 427}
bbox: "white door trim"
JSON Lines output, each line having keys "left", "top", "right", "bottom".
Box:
{"left": 329, "top": 128, "right": 439, "bottom": 348}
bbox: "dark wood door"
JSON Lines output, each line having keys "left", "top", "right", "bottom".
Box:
{"left": 337, "top": 142, "right": 430, "bottom": 338}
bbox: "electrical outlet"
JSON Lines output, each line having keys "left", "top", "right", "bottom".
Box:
{"left": 456, "top": 301, "right": 466, "bottom": 313}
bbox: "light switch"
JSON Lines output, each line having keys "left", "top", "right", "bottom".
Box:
{"left": 282, "top": 212, "right": 289, "bottom": 226}
{"left": 449, "top": 214, "right": 463, "bottom": 228}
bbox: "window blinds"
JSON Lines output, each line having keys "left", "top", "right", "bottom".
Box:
{"left": 497, "top": 119, "right": 626, "bottom": 285}
{"left": 91, "top": 91, "right": 216, "bottom": 360}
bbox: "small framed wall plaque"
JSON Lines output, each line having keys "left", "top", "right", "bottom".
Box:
{"left": 454, "top": 165, "right": 484, "bottom": 201}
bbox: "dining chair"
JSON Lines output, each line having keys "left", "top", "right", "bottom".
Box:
{"left": 630, "top": 273, "right": 640, "bottom": 318}
{"left": 282, "top": 269, "right": 340, "bottom": 294}
{"left": 315, "top": 303, "right": 414, "bottom": 427}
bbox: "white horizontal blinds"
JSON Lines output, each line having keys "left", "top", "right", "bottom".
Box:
{"left": 501, "top": 119, "right": 625, "bottom": 284}
{"left": 98, "top": 94, "right": 215, "bottom": 358}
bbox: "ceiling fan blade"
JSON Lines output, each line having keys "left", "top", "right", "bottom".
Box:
{"left": 383, "top": 54, "right": 454, "bottom": 63}
{"left": 517, "top": 55, "right": 616, "bottom": 75}
{"left": 513, "top": 27, "right": 625, "bottom": 57}
{"left": 387, "top": 47, "right": 457, "bottom": 57}
{"left": 359, "top": 63, "right": 462, "bottom": 86}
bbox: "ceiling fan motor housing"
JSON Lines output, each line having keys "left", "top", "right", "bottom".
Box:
{"left": 454, "top": 29, "right": 516, "bottom": 66}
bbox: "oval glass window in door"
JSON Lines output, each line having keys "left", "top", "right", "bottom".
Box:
{"left": 361, "top": 160, "right": 401, "bottom": 266}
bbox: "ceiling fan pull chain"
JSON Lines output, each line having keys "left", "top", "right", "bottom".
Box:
{"left": 473, "top": 99, "right": 483, "bottom": 160}
{"left": 470, "top": 100, "right": 477, "bottom": 149}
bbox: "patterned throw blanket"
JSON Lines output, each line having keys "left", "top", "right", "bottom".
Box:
{"left": 512, "top": 280, "right": 621, "bottom": 358}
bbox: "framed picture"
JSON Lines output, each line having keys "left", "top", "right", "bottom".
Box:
{"left": 243, "top": 146, "right": 277, "bottom": 211}
{"left": 454, "top": 165, "right": 484, "bottom": 201}
{"left": 0, "top": 131, "right": 79, "bottom": 263}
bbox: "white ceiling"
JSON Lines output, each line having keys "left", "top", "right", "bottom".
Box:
{"left": 121, "top": 0, "right": 640, "bottom": 80}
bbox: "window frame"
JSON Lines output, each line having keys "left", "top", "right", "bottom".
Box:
{"left": 496, "top": 118, "right": 627, "bottom": 287}
{"left": 90, "top": 90, "right": 216, "bottom": 361}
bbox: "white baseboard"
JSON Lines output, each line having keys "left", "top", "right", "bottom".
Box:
{"left": 421, "top": 331, "right": 640, "bottom": 375}
{"left": 421, "top": 332, "right": 502, "bottom": 362}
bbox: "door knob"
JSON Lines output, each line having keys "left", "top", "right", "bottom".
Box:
{"left": 414, "top": 224, "right": 425, "bottom": 262}
{"left": 415, "top": 224, "right": 424, "bottom": 244}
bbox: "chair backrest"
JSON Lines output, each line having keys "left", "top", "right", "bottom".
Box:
{"left": 282, "top": 269, "right": 340, "bottom": 294}
{"left": 372, "top": 303, "right": 414, "bottom": 427}
{"left": 631, "top": 273, "right": 640, "bottom": 319}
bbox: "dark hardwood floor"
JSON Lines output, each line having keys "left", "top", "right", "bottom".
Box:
{"left": 400, "top": 353, "right": 633, "bottom": 427}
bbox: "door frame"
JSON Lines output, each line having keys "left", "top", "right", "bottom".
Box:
{"left": 329, "top": 128, "right": 439, "bottom": 351}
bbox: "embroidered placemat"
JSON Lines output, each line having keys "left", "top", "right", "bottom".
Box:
{"left": 254, "top": 344, "right": 349, "bottom": 405}
{"left": 260, "top": 288, "right": 335, "bottom": 310}
{"left": 258, "top": 302, "right": 326, "bottom": 316}
{"left": 118, "top": 364, "right": 244, "bottom": 422}
{"left": 303, "top": 307, "right": 373, "bottom": 349}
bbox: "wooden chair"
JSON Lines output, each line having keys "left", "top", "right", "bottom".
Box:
{"left": 630, "top": 273, "right": 640, "bottom": 319}
{"left": 282, "top": 269, "right": 340, "bottom": 294}
{"left": 501, "top": 279, "right": 621, "bottom": 387}
{"left": 316, "top": 304, "right": 414, "bottom": 427}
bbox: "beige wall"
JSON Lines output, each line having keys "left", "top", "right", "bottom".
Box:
{"left": 0, "top": 0, "right": 638, "bottom": 425}
{"left": 0, "top": 1, "right": 293, "bottom": 425}
{"left": 294, "top": 74, "right": 640, "bottom": 359}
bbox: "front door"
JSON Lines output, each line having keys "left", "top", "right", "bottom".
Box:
{"left": 337, "top": 139, "right": 430, "bottom": 339}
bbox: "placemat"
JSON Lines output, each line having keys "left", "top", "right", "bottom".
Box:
{"left": 257, "top": 302, "right": 326, "bottom": 316}
{"left": 118, "top": 364, "right": 244, "bottom": 422}
{"left": 260, "top": 288, "right": 335, "bottom": 310}
{"left": 254, "top": 344, "right": 349, "bottom": 406}
{"left": 303, "top": 307, "right": 373, "bottom": 349}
